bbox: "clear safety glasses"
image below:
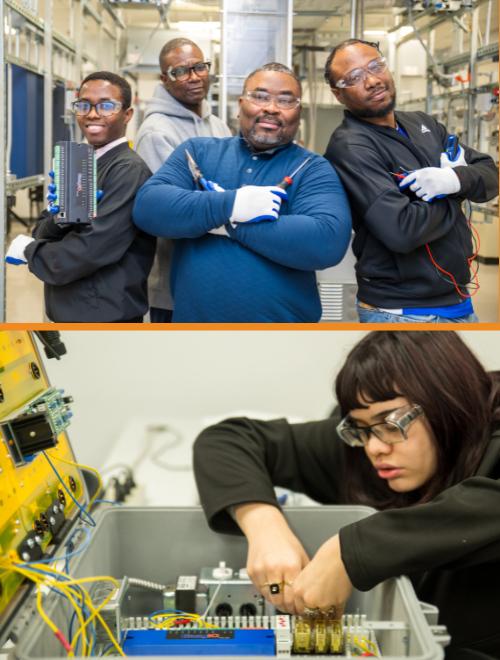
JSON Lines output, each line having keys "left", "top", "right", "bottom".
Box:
{"left": 336, "top": 404, "right": 424, "bottom": 447}
{"left": 245, "top": 90, "right": 301, "bottom": 110}
{"left": 165, "top": 62, "right": 211, "bottom": 82}
{"left": 71, "top": 99, "right": 123, "bottom": 117}
{"left": 335, "top": 57, "right": 388, "bottom": 89}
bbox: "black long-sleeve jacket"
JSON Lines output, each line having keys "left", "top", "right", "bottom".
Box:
{"left": 324, "top": 110, "right": 499, "bottom": 309}
{"left": 25, "top": 143, "right": 156, "bottom": 323}
{"left": 193, "top": 414, "right": 500, "bottom": 657}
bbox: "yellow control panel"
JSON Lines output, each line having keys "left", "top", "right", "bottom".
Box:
{"left": 0, "top": 331, "right": 83, "bottom": 624}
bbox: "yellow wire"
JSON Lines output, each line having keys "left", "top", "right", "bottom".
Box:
{"left": 5, "top": 558, "right": 125, "bottom": 658}
{"left": 360, "top": 637, "right": 379, "bottom": 656}
{"left": 46, "top": 451, "right": 103, "bottom": 506}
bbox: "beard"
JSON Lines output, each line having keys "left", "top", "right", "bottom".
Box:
{"left": 249, "top": 114, "right": 285, "bottom": 145}
{"left": 357, "top": 90, "right": 396, "bottom": 119}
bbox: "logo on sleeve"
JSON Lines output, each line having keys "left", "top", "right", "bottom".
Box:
{"left": 421, "top": 124, "right": 431, "bottom": 133}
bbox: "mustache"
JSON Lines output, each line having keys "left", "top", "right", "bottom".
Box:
{"left": 254, "top": 113, "right": 284, "bottom": 127}
{"left": 368, "top": 84, "right": 388, "bottom": 100}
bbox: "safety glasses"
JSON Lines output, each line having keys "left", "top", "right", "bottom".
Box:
{"left": 335, "top": 56, "right": 388, "bottom": 89}
{"left": 336, "top": 404, "right": 424, "bottom": 447}
{"left": 245, "top": 90, "right": 301, "bottom": 110}
{"left": 71, "top": 99, "right": 123, "bottom": 117}
{"left": 164, "top": 62, "right": 211, "bottom": 82}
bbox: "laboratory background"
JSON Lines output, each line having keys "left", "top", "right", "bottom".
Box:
{"left": 0, "top": 329, "right": 500, "bottom": 660}
{"left": 1, "top": 0, "right": 499, "bottom": 323}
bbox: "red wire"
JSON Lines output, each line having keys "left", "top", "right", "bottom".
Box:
{"left": 425, "top": 216, "right": 480, "bottom": 298}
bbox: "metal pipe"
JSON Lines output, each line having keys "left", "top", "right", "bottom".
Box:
{"left": 8, "top": 8, "right": 13, "bottom": 55}
{"left": 360, "top": 0, "right": 365, "bottom": 38}
{"left": 467, "top": 6, "right": 479, "bottom": 146}
{"left": 26, "top": 27, "right": 31, "bottom": 65}
{"left": 44, "top": 0, "right": 53, "bottom": 201}
{"left": 485, "top": 0, "right": 491, "bottom": 45}
{"left": 350, "top": 0, "right": 358, "bottom": 38}
{"left": 6, "top": 65, "right": 12, "bottom": 176}
{"left": 15, "top": 28, "right": 20, "bottom": 59}
{"left": 0, "top": 0, "right": 7, "bottom": 323}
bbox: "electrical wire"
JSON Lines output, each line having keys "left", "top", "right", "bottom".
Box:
{"left": 149, "top": 609, "right": 219, "bottom": 630}
{"left": 148, "top": 425, "right": 192, "bottom": 472}
{"left": 45, "top": 451, "right": 103, "bottom": 508}
{"left": 43, "top": 452, "right": 96, "bottom": 526}
{"left": 0, "top": 555, "right": 125, "bottom": 657}
{"left": 120, "top": 1, "right": 171, "bottom": 72}
{"left": 201, "top": 581, "right": 223, "bottom": 620}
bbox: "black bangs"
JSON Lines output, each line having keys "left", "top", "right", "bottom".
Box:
{"left": 335, "top": 335, "right": 404, "bottom": 415}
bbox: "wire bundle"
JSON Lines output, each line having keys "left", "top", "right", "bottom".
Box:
{"left": 148, "top": 609, "right": 219, "bottom": 630}
{"left": 0, "top": 556, "right": 125, "bottom": 657}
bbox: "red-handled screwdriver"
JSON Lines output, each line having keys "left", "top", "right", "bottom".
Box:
{"left": 277, "top": 157, "right": 311, "bottom": 189}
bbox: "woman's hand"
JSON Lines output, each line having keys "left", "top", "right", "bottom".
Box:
{"left": 235, "top": 503, "right": 310, "bottom": 614}
{"left": 292, "top": 534, "right": 353, "bottom": 621}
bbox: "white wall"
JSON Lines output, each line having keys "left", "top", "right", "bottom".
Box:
{"left": 39, "top": 331, "right": 500, "bottom": 469}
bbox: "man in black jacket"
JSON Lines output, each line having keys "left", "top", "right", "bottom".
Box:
{"left": 6, "top": 72, "right": 156, "bottom": 323}
{"left": 323, "top": 39, "right": 499, "bottom": 323}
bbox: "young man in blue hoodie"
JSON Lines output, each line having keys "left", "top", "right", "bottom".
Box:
{"left": 133, "top": 63, "right": 352, "bottom": 323}
{"left": 135, "top": 38, "right": 231, "bottom": 323}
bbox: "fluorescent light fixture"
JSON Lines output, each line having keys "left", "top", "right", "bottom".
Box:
{"left": 364, "top": 30, "right": 387, "bottom": 34}
{"left": 400, "top": 26, "right": 414, "bottom": 37}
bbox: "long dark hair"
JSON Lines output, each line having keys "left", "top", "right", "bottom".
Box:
{"left": 335, "top": 331, "right": 500, "bottom": 509}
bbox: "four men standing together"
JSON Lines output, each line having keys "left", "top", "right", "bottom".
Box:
{"left": 7, "top": 36, "right": 498, "bottom": 323}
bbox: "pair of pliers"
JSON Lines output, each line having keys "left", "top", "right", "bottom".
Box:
{"left": 185, "top": 150, "right": 219, "bottom": 191}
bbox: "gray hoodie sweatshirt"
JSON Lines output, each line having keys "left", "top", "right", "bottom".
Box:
{"left": 135, "top": 84, "right": 231, "bottom": 310}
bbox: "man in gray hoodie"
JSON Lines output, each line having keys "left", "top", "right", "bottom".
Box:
{"left": 135, "top": 37, "right": 231, "bottom": 323}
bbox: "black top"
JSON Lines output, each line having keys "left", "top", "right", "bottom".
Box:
{"left": 193, "top": 413, "right": 500, "bottom": 656}
{"left": 324, "top": 110, "right": 499, "bottom": 309}
{"left": 26, "top": 143, "right": 156, "bottom": 322}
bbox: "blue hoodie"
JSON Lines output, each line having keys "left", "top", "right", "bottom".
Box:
{"left": 133, "top": 135, "right": 352, "bottom": 323}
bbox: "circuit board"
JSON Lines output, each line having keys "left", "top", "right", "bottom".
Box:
{"left": 0, "top": 331, "right": 84, "bottom": 626}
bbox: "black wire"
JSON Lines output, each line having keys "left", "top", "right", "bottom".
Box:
{"left": 33, "top": 331, "right": 61, "bottom": 360}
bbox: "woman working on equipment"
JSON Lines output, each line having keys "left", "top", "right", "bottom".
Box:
{"left": 193, "top": 332, "right": 500, "bottom": 659}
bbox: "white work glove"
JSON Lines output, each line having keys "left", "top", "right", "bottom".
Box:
{"left": 206, "top": 182, "right": 230, "bottom": 237}
{"left": 399, "top": 167, "right": 461, "bottom": 202}
{"left": 6, "top": 235, "right": 35, "bottom": 265}
{"left": 440, "top": 145, "right": 468, "bottom": 169}
{"left": 229, "top": 185, "right": 288, "bottom": 226}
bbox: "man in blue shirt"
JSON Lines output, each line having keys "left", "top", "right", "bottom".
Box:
{"left": 133, "top": 62, "right": 352, "bottom": 323}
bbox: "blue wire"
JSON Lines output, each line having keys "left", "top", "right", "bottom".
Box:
{"left": 65, "top": 528, "right": 91, "bottom": 574}
{"left": 14, "top": 527, "right": 91, "bottom": 567}
{"left": 90, "top": 500, "right": 123, "bottom": 507}
{"left": 42, "top": 451, "right": 96, "bottom": 526}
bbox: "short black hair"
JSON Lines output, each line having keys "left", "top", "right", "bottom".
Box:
{"left": 244, "top": 62, "right": 302, "bottom": 95}
{"left": 80, "top": 71, "right": 132, "bottom": 108}
{"left": 159, "top": 38, "right": 201, "bottom": 69}
{"left": 324, "top": 39, "right": 382, "bottom": 87}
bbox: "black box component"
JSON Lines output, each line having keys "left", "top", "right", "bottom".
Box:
{"left": 45, "top": 499, "right": 66, "bottom": 536}
{"left": 17, "top": 530, "right": 43, "bottom": 563}
{"left": 9, "top": 412, "right": 56, "bottom": 457}
{"left": 54, "top": 141, "right": 96, "bottom": 226}
{"left": 175, "top": 576, "right": 198, "bottom": 614}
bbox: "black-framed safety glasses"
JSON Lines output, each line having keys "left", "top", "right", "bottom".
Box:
{"left": 335, "top": 56, "right": 388, "bottom": 89}
{"left": 71, "top": 99, "right": 124, "bottom": 117}
{"left": 336, "top": 404, "right": 424, "bottom": 447}
{"left": 164, "top": 62, "right": 211, "bottom": 82}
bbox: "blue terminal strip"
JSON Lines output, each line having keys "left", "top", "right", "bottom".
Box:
{"left": 122, "top": 629, "right": 276, "bottom": 656}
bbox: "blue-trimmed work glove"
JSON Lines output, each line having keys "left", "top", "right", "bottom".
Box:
{"left": 440, "top": 145, "right": 468, "bottom": 169}
{"left": 399, "top": 167, "right": 461, "bottom": 202}
{"left": 229, "top": 185, "right": 288, "bottom": 226}
{"left": 6, "top": 235, "right": 35, "bottom": 265}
